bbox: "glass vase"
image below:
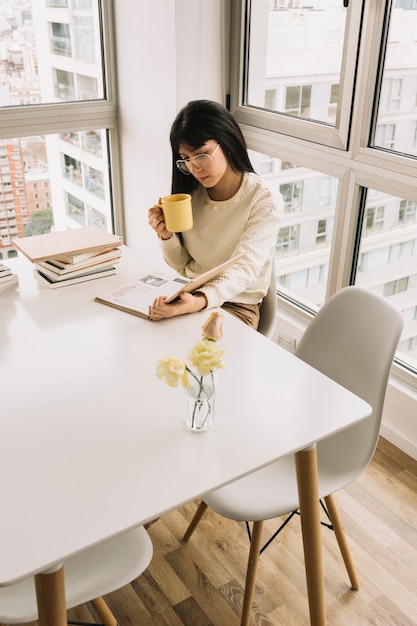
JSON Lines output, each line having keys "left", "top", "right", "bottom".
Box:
{"left": 185, "top": 371, "right": 217, "bottom": 432}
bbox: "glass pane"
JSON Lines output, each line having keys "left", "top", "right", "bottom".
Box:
{"left": 355, "top": 188, "right": 417, "bottom": 368}
{"left": 250, "top": 149, "right": 338, "bottom": 306}
{"left": 372, "top": 2, "right": 417, "bottom": 157}
{"left": 0, "top": 0, "right": 104, "bottom": 107}
{"left": 0, "top": 130, "right": 112, "bottom": 261}
{"left": 245, "top": 0, "right": 347, "bottom": 124}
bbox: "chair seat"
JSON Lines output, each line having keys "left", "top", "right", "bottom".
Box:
{"left": 203, "top": 436, "right": 367, "bottom": 523}
{"left": 0, "top": 526, "right": 153, "bottom": 624}
{"left": 204, "top": 455, "right": 299, "bottom": 521}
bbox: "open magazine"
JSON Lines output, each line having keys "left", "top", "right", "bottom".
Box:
{"left": 94, "top": 252, "right": 245, "bottom": 319}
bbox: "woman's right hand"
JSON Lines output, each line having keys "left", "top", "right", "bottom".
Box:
{"left": 147, "top": 200, "right": 173, "bottom": 240}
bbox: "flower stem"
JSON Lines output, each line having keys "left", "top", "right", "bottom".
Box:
{"left": 187, "top": 369, "right": 215, "bottom": 429}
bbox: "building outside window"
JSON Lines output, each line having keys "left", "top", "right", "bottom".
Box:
{"left": 230, "top": 0, "right": 417, "bottom": 377}
{"left": 0, "top": 0, "right": 118, "bottom": 261}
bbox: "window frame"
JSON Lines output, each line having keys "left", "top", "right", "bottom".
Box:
{"left": 228, "top": 0, "right": 417, "bottom": 387}
{"left": 0, "top": 0, "right": 124, "bottom": 237}
{"left": 229, "top": 0, "right": 363, "bottom": 150}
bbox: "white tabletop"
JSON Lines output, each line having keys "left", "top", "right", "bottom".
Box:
{"left": 0, "top": 248, "right": 371, "bottom": 586}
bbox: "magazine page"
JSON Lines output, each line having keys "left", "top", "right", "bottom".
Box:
{"left": 95, "top": 270, "right": 190, "bottom": 318}
{"left": 95, "top": 252, "right": 245, "bottom": 318}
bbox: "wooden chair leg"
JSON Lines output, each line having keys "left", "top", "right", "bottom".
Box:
{"left": 91, "top": 596, "right": 118, "bottom": 626}
{"left": 295, "top": 447, "right": 327, "bottom": 626}
{"left": 35, "top": 567, "right": 67, "bottom": 626}
{"left": 240, "top": 520, "right": 264, "bottom": 626}
{"left": 324, "top": 494, "right": 359, "bottom": 590}
{"left": 183, "top": 501, "right": 209, "bottom": 541}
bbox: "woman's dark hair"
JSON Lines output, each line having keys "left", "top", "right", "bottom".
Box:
{"left": 170, "top": 99, "right": 255, "bottom": 193}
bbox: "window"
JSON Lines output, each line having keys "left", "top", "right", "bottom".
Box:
{"left": 380, "top": 77, "right": 403, "bottom": 112}
{"left": 230, "top": 0, "right": 417, "bottom": 377}
{"left": 356, "top": 188, "right": 417, "bottom": 368}
{"left": 372, "top": 26, "right": 417, "bottom": 156}
{"left": 51, "top": 22, "right": 71, "bottom": 56}
{"left": 375, "top": 123, "right": 396, "bottom": 151}
{"left": 276, "top": 225, "right": 300, "bottom": 254}
{"left": 0, "top": 1, "right": 120, "bottom": 258}
{"left": 365, "top": 206, "right": 385, "bottom": 231}
{"left": 249, "top": 149, "right": 338, "bottom": 306}
{"left": 285, "top": 85, "right": 312, "bottom": 117}
{"left": 316, "top": 219, "right": 328, "bottom": 244}
{"left": 233, "top": 0, "right": 358, "bottom": 148}
{"left": 399, "top": 200, "right": 417, "bottom": 223}
{"left": 280, "top": 181, "right": 303, "bottom": 213}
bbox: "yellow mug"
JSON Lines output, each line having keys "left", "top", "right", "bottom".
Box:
{"left": 160, "top": 193, "right": 193, "bottom": 233}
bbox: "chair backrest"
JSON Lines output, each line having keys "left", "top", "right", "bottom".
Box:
{"left": 295, "top": 286, "right": 403, "bottom": 493}
{"left": 258, "top": 264, "right": 277, "bottom": 339}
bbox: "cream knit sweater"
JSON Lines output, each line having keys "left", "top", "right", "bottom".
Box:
{"left": 158, "top": 172, "right": 283, "bottom": 309}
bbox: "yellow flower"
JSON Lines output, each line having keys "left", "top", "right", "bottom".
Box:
{"left": 156, "top": 314, "right": 224, "bottom": 405}
{"left": 188, "top": 338, "right": 224, "bottom": 376}
{"left": 201, "top": 312, "right": 224, "bottom": 341}
{"left": 156, "top": 356, "right": 190, "bottom": 388}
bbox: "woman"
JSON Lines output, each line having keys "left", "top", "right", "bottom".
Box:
{"left": 147, "top": 99, "right": 283, "bottom": 329}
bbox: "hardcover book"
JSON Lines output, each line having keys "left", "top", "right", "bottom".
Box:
{"left": 0, "top": 264, "right": 12, "bottom": 277}
{"left": 34, "top": 266, "right": 117, "bottom": 289}
{"left": 50, "top": 247, "right": 122, "bottom": 270}
{"left": 0, "top": 273, "right": 18, "bottom": 288}
{"left": 35, "top": 257, "right": 120, "bottom": 280}
{"left": 0, "top": 267, "right": 19, "bottom": 291}
{"left": 12, "top": 226, "right": 122, "bottom": 263}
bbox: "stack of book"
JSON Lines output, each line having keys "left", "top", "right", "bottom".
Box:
{"left": 0, "top": 263, "right": 19, "bottom": 291}
{"left": 33, "top": 247, "right": 122, "bottom": 288}
{"left": 12, "top": 226, "right": 123, "bottom": 289}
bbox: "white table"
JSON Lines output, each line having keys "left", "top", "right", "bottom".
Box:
{"left": 0, "top": 248, "right": 371, "bottom": 625}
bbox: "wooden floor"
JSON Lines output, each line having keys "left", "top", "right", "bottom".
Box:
{"left": 17, "top": 437, "right": 417, "bottom": 626}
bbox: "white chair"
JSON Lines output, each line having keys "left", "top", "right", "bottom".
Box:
{"left": 183, "top": 286, "right": 403, "bottom": 626}
{"left": 257, "top": 264, "right": 277, "bottom": 339}
{"left": 0, "top": 526, "right": 153, "bottom": 626}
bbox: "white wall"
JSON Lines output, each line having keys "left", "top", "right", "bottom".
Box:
{"left": 113, "top": 0, "right": 225, "bottom": 264}
{"left": 113, "top": 1, "right": 417, "bottom": 461}
{"left": 113, "top": 1, "right": 176, "bottom": 264}
{"left": 175, "top": 0, "right": 226, "bottom": 106}
{"left": 382, "top": 382, "right": 417, "bottom": 460}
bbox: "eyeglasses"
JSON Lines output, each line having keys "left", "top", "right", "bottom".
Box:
{"left": 176, "top": 143, "right": 221, "bottom": 175}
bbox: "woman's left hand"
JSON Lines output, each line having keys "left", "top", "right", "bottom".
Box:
{"left": 149, "top": 292, "right": 207, "bottom": 320}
